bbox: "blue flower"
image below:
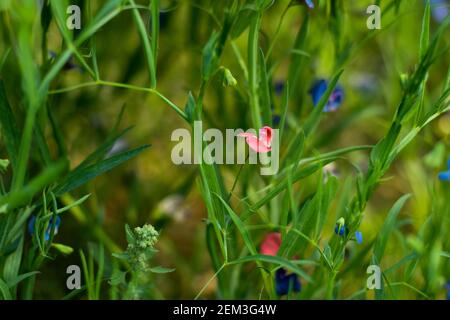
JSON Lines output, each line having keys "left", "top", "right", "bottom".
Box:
{"left": 304, "top": 0, "right": 314, "bottom": 9}
{"left": 355, "top": 231, "right": 363, "bottom": 244}
{"left": 275, "top": 268, "right": 301, "bottom": 296}
{"left": 274, "top": 81, "right": 285, "bottom": 96}
{"left": 309, "top": 79, "right": 344, "bottom": 112}
{"left": 28, "top": 215, "right": 61, "bottom": 241}
{"left": 334, "top": 224, "right": 348, "bottom": 236}
{"left": 429, "top": 0, "right": 449, "bottom": 23}
{"left": 334, "top": 218, "right": 349, "bottom": 237}
{"left": 272, "top": 114, "right": 281, "bottom": 126}
{"left": 446, "top": 281, "right": 450, "bottom": 300}
{"left": 270, "top": 104, "right": 281, "bottom": 127}
{"left": 438, "top": 157, "right": 450, "bottom": 181}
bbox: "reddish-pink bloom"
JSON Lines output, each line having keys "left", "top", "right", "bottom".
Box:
{"left": 260, "top": 232, "right": 281, "bottom": 256}
{"left": 238, "top": 126, "right": 273, "bottom": 153}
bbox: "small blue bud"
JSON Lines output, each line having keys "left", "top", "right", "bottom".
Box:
{"left": 28, "top": 215, "right": 61, "bottom": 241}
{"left": 305, "top": 0, "right": 314, "bottom": 9}
{"left": 355, "top": 231, "right": 363, "bottom": 244}
{"left": 446, "top": 281, "right": 450, "bottom": 300}
{"left": 274, "top": 81, "right": 284, "bottom": 96}
{"left": 438, "top": 157, "right": 450, "bottom": 181}
{"left": 334, "top": 224, "right": 348, "bottom": 236}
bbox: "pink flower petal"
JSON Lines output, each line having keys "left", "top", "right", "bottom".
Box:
{"left": 237, "top": 127, "right": 274, "bottom": 153}
{"left": 248, "top": 136, "right": 272, "bottom": 152}
{"left": 259, "top": 126, "right": 273, "bottom": 148}
{"left": 260, "top": 232, "right": 281, "bottom": 256}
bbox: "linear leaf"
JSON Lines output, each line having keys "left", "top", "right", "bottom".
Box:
{"left": 228, "top": 254, "right": 312, "bottom": 282}
{"left": 0, "top": 80, "right": 20, "bottom": 169}
{"left": 0, "top": 278, "right": 12, "bottom": 300}
{"left": 215, "top": 193, "right": 257, "bottom": 255}
{"left": 373, "top": 194, "right": 411, "bottom": 264}
{"left": 7, "top": 271, "right": 40, "bottom": 288}
{"left": 55, "top": 145, "right": 150, "bottom": 195}
{"left": 0, "top": 160, "right": 68, "bottom": 213}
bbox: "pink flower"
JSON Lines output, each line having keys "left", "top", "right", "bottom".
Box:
{"left": 238, "top": 126, "right": 273, "bottom": 153}
{"left": 260, "top": 232, "right": 281, "bottom": 256}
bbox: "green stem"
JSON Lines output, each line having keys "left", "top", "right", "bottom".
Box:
{"left": 326, "top": 270, "right": 337, "bottom": 299}
{"left": 12, "top": 107, "right": 37, "bottom": 190}
{"left": 130, "top": 0, "right": 156, "bottom": 88}
{"left": 87, "top": 0, "right": 100, "bottom": 80}
{"left": 265, "top": 4, "right": 290, "bottom": 62}
{"left": 194, "top": 263, "right": 226, "bottom": 300}
{"left": 227, "top": 153, "right": 249, "bottom": 201}
{"left": 151, "top": 0, "right": 160, "bottom": 76}
{"left": 248, "top": 13, "right": 262, "bottom": 130}
{"left": 195, "top": 80, "right": 207, "bottom": 120}
{"left": 48, "top": 80, "right": 187, "bottom": 121}
{"left": 39, "top": 7, "right": 122, "bottom": 95}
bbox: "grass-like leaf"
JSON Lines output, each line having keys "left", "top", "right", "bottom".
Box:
{"left": 228, "top": 254, "right": 312, "bottom": 283}
{"left": 54, "top": 145, "right": 150, "bottom": 196}
{"left": 373, "top": 194, "right": 411, "bottom": 264}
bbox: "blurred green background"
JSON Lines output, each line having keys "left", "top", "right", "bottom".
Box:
{"left": 0, "top": 0, "right": 449, "bottom": 299}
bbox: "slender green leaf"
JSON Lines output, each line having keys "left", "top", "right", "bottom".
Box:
{"left": 7, "top": 271, "right": 40, "bottom": 288}
{"left": 0, "top": 160, "right": 68, "bottom": 213}
{"left": 373, "top": 194, "right": 411, "bottom": 263}
{"left": 0, "top": 278, "right": 12, "bottom": 300}
{"left": 228, "top": 254, "right": 312, "bottom": 282}
{"left": 0, "top": 80, "right": 20, "bottom": 168}
{"left": 55, "top": 145, "right": 150, "bottom": 195}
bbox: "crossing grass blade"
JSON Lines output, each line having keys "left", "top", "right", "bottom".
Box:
{"left": 303, "top": 69, "right": 344, "bottom": 136}
{"left": 258, "top": 49, "right": 272, "bottom": 126}
{"left": 286, "top": 11, "right": 309, "bottom": 102}
{"left": 0, "top": 160, "right": 68, "bottom": 213}
{"left": 129, "top": 0, "right": 156, "bottom": 88}
{"left": 373, "top": 194, "right": 411, "bottom": 264}
{"left": 54, "top": 145, "right": 150, "bottom": 196}
{"left": 228, "top": 254, "right": 312, "bottom": 283}
{"left": 0, "top": 0, "right": 448, "bottom": 301}
{"left": 215, "top": 193, "right": 257, "bottom": 255}
{"left": 0, "top": 278, "right": 12, "bottom": 300}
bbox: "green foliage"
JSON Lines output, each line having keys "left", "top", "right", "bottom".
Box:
{"left": 0, "top": 0, "right": 448, "bottom": 300}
